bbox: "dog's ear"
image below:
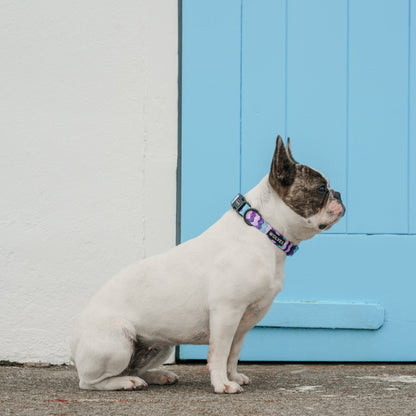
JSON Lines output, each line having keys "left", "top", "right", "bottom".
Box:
{"left": 269, "top": 135, "right": 296, "bottom": 188}
{"left": 286, "top": 137, "right": 297, "bottom": 164}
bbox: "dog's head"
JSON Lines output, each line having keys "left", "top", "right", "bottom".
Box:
{"left": 269, "top": 135, "right": 345, "bottom": 233}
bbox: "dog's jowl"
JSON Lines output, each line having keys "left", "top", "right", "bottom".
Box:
{"left": 70, "top": 136, "right": 345, "bottom": 394}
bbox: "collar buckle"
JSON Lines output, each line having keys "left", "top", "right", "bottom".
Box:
{"left": 231, "top": 193, "right": 248, "bottom": 213}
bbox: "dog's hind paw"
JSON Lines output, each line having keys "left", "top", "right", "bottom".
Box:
{"left": 141, "top": 369, "right": 179, "bottom": 385}
{"left": 79, "top": 376, "right": 148, "bottom": 391}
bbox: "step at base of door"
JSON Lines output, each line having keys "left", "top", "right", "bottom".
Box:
{"left": 258, "top": 301, "right": 384, "bottom": 330}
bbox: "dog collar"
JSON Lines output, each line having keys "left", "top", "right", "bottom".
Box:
{"left": 231, "top": 194, "right": 299, "bottom": 256}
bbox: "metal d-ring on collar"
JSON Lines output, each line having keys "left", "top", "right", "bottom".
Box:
{"left": 243, "top": 208, "right": 260, "bottom": 227}
{"left": 231, "top": 193, "right": 299, "bottom": 256}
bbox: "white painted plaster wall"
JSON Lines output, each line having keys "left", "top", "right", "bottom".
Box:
{"left": 0, "top": 0, "right": 178, "bottom": 364}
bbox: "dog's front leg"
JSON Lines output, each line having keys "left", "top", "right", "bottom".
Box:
{"left": 227, "top": 300, "right": 274, "bottom": 386}
{"left": 227, "top": 331, "right": 251, "bottom": 386}
{"left": 208, "top": 307, "right": 245, "bottom": 394}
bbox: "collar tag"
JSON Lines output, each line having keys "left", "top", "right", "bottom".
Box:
{"left": 231, "top": 193, "right": 299, "bottom": 256}
{"left": 267, "top": 229, "right": 286, "bottom": 247}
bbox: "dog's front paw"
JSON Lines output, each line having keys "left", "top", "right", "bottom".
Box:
{"left": 213, "top": 381, "right": 243, "bottom": 394}
{"left": 228, "top": 372, "right": 251, "bottom": 386}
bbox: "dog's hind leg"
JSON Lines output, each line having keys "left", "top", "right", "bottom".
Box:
{"left": 126, "top": 342, "right": 178, "bottom": 385}
{"left": 75, "top": 323, "right": 148, "bottom": 391}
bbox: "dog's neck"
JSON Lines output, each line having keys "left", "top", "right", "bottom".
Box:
{"left": 244, "top": 175, "right": 318, "bottom": 245}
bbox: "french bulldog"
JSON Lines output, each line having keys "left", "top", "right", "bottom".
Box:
{"left": 70, "top": 136, "right": 345, "bottom": 393}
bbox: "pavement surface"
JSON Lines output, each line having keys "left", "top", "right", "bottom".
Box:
{"left": 1, "top": 363, "right": 416, "bottom": 415}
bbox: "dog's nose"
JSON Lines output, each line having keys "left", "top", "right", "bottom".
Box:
{"left": 332, "top": 191, "right": 346, "bottom": 217}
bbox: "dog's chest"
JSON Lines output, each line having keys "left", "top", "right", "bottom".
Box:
{"left": 239, "top": 262, "right": 284, "bottom": 328}
{"left": 240, "top": 290, "right": 279, "bottom": 330}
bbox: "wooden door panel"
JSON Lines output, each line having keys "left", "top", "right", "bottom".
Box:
{"left": 241, "top": 0, "right": 286, "bottom": 193}
{"left": 181, "top": 0, "right": 241, "bottom": 242}
{"left": 286, "top": 0, "right": 348, "bottom": 234}
{"left": 348, "top": 0, "right": 409, "bottom": 233}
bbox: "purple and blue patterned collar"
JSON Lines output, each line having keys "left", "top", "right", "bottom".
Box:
{"left": 231, "top": 194, "right": 299, "bottom": 256}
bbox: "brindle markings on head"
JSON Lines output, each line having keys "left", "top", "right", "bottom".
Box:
{"left": 284, "top": 165, "right": 329, "bottom": 218}
{"left": 269, "top": 135, "right": 329, "bottom": 219}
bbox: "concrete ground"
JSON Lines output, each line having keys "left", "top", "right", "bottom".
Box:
{"left": 1, "top": 363, "right": 416, "bottom": 415}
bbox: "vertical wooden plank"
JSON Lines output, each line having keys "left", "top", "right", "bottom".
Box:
{"left": 241, "top": 0, "right": 286, "bottom": 193}
{"left": 286, "top": 0, "right": 348, "bottom": 233}
{"left": 181, "top": 0, "right": 241, "bottom": 242}
{"left": 410, "top": 0, "right": 416, "bottom": 233}
{"left": 348, "top": 0, "right": 409, "bottom": 233}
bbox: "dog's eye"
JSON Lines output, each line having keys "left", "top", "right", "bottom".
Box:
{"left": 316, "top": 185, "right": 328, "bottom": 195}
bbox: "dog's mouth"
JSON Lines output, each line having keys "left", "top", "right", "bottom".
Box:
{"left": 319, "top": 219, "right": 338, "bottom": 231}
{"left": 319, "top": 208, "right": 345, "bottom": 230}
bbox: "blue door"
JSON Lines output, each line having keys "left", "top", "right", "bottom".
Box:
{"left": 180, "top": 0, "right": 416, "bottom": 361}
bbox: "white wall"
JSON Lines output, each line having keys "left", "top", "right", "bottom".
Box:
{"left": 0, "top": 0, "right": 178, "bottom": 364}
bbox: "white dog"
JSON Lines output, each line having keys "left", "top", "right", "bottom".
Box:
{"left": 70, "top": 136, "right": 345, "bottom": 393}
